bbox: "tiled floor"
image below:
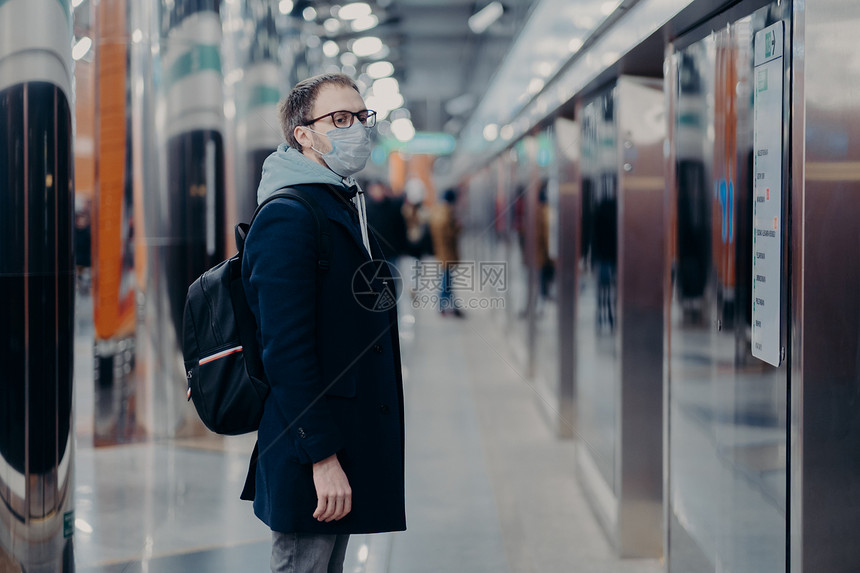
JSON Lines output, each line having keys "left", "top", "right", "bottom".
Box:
{"left": 72, "top": 290, "right": 662, "bottom": 572}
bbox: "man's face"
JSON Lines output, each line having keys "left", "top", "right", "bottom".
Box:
{"left": 296, "top": 84, "right": 367, "bottom": 165}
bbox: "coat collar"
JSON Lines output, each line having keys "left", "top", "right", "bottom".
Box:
{"left": 292, "top": 183, "right": 374, "bottom": 262}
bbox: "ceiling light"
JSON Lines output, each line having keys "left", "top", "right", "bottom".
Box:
{"left": 366, "top": 61, "right": 394, "bottom": 79}
{"left": 323, "top": 41, "right": 340, "bottom": 58}
{"left": 75, "top": 518, "right": 94, "bottom": 534}
{"left": 375, "top": 119, "right": 392, "bottom": 135}
{"left": 364, "top": 95, "right": 385, "bottom": 117}
{"left": 366, "top": 92, "right": 404, "bottom": 119}
{"left": 352, "top": 36, "right": 383, "bottom": 57}
{"left": 386, "top": 93, "right": 405, "bottom": 109}
{"left": 500, "top": 124, "right": 514, "bottom": 140}
{"left": 339, "top": 2, "right": 372, "bottom": 20}
{"left": 601, "top": 1, "right": 619, "bottom": 15}
{"left": 527, "top": 78, "right": 545, "bottom": 95}
{"left": 279, "top": 0, "right": 293, "bottom": 14}
{"left": 391, "top": 117, "right": 415, "bottom": 142}
{"left": 483, "top": 123, "right": 499, "bottom": 141}
{"left": 389, "top": 108, "right": 411, "bottom": 121}
{"left": 72, "top": 37, "right": 92, "bottom": 61}
{"left": 302, "top": 6, "right": 317, "bottom": 21}
{"left": 369, "top": 45, "right": 390, "bottom": 60}
{"left": 372, "top": 77, "right": 399, "bottom": 96}
{"left": 351, "top": 14, "right": 379, "bottom": 32}
{"left": 568, "top": 38, "right": 583, "bottom": 52}
{"left": 364, "top": 95, "right": 395, "bottom": 120}
{"left": 340, "top": 51, "right": 358, "bottom": 66}
{"left": 468, "top": 1, "right": 503, "bottom": 34}
{"left": 224, "top": 69, "right": 244, "bottom": 85}
{"left": 533, "top": 61, "right": 553, "bottom": 77}
{"left": 324, "top": 18, "right": 341, "bottom": 34}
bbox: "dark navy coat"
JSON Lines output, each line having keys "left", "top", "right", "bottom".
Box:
{"left": 242, "top": 182, "right": 406, "bottom": 534}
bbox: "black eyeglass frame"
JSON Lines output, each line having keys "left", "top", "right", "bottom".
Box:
{"left": 303, "top": 109, "right": 377, "bottom": 129}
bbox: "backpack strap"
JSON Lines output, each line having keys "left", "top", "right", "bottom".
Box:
{"left": 235, "top": 187, "right": 332, "bottom": 502}
{"left": 235, "top": 186, "right": 332, "bottom": 272}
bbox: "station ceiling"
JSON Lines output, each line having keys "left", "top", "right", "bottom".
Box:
{"left": 296, "top": 0, "right": 537, "bottom": 135}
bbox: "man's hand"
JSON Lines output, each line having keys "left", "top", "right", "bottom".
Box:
{"left": 312, "top": 454, "right": 352, "bottom": 522}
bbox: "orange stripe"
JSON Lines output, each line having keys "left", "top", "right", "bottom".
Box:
{"left": 93, "top": 0, "right": 129, "bottom": 340}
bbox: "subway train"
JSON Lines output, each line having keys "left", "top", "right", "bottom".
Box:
{"left": 1, "top": 0, "right": 858, "bottom": 571}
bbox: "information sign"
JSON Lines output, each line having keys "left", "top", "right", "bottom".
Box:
{"left": 751, "top": 21, "right": 784, "bottom": 366}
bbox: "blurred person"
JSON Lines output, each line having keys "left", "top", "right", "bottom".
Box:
{"left": 593, "top": 193, "right": 617, "bottom": 331}
{"left": 242, "top": 72, "right": 406, "bottom": 573}
{"left": 429, "top": 188, "right": 464, "bottom": 317}
{"left": 402, "top": 177, "right": 433, "bottom": 259}
{"left": 537, "top": 184, "right": 555, "bottom": 301}
{"left": 363, "top": 180, "right": 407, "bottom": 264}
{"left": 74, "top": 201, "right": 92, "bottom": 292}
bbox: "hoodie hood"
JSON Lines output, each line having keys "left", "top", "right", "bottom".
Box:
{"left": 256, "top": 144, "right": 372, "bottom": 257}
{"left": 257, "top": 143, "right": 357, "bottom": 205}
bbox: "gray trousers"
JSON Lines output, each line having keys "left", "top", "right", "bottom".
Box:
{"left": 271, "top": 532, "right": 350, "bottom": 573}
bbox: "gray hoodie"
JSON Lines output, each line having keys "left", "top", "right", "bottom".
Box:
{"left": 257, "top": 143, "right": 372, "bottom": 256}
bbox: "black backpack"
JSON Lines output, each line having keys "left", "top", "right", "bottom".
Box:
{"left": 182, "top": 187, "right": 332, "bottom": 435}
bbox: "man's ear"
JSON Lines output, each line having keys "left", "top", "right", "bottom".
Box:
{"left": 294, "top": 125, "right": 313, "bottom": 151}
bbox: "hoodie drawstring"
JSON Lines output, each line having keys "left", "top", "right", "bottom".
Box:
{"left": 354, "top": 189, "right": 372, "bottom": 257}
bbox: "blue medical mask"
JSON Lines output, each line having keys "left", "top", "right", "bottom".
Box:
{"left": 309, "top": 121, "right": 373, "bottom": 177}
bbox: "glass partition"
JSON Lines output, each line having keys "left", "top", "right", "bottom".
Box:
{"left": 577, "top": 87, "right": 619, "bottom": 491}
{"left": 666, "top": 3, "right": 790, "bottom": 570}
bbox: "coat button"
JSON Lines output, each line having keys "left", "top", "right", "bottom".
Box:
{"left": 297, "top": 427, "right": 307, "bottom": 438}
{"left": 379, "top": 404, "right": 390, "bottom": 414}
{"left": 373, "top": 344, "right": 383, "bottom": 354}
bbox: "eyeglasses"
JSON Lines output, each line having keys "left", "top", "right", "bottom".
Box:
{"left": 304, "top": 109, "right": 377, "bottom": 129}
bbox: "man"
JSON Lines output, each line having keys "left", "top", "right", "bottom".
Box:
{"left": 242, "top": 73, "right": 406, "bottom": 573}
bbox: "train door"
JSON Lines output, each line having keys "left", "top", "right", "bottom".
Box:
{"left": 665, "top": 1, "right": 791, "bottom": 571}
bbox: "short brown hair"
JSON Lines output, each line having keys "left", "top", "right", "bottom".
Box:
{"left": 279, "top": 73, "right": 360, "bottom": 151}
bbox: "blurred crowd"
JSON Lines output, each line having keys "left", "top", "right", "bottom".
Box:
{"left": 361, "top": 177, "right": 463, "bottom": 317}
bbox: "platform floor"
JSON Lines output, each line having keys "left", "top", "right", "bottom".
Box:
{"left": 72, "top": 292, "right": 662, "bottom": 573}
